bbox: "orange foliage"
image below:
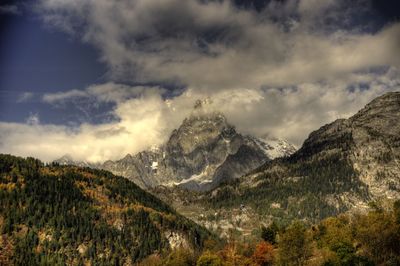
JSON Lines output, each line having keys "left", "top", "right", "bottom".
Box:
{"left": 218, "top": 241, "right": 256, "bottom": 266}
{"left": 251, "top": 241, "right": 274, "bottom": 266}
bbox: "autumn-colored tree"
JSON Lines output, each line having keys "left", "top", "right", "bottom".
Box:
{"left": 219, "top": 242, "right": 239, "bottom": 265}
{"left": 203, "top": 238, "right": 222, "bottom": 252}
{"left": 164, "top": 248, "right": 196, "bottom": 266}
{"left": 277, "top": 221, "right": 312, "bottom": 266}
{"left": 314, "top": 215, "right": 352, "bottom": 250}
{"left": 218, "top": 241, "right": 256, "bottom": 266}
{"left": 252, "top": 241, "right": 274, "bottom": 266}
{"left": 139, "top": 254, "right": 163, "bottom": 266}
{"left": 354, "top": 210, "right": 400, "bottom": 265}
{"left": 196, "top": 251, "right": 224, "bottom": 266}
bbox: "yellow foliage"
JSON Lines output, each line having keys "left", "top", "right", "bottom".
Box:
{"left": 0, "top": 183, "right": 16, "bottom": 191}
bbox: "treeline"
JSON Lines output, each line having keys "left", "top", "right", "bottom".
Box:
{"left": 0, "top": 154, "right": 213, "bottom": 265}
{"left": 138, "top": 201, "right": 400, "bottom": 266}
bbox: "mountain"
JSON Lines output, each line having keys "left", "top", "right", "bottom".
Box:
{"left": 100, "top": 100, "right": 296, "bottom": 191}
{"left": 53, "top": 154, "right": 100, "bottom": 168}
{"left": 201, "top": 92, "right": 400, "bottom": 226}
{"left": 0, "top": 154, "right": 214, "bottom": 265}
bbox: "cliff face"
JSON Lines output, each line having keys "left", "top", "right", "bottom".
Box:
{"left": 348, "top": 92, "right": 400, "bottom": 199}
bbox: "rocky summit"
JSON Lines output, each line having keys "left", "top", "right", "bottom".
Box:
{"left": 100, "top": 101, "right": 296, "bottom": 191}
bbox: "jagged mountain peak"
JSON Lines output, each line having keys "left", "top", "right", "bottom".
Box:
{"left": 98, "top": 109, "right": 296, "bottom": 191}
{"left": 193, "top": 98, "right": 213, "bottom": 109}
{"left": 180, "top": 111, "right": 229, "bottom": 130}
{"left": 169, "top": 112, "right": 235, "bottom": 155}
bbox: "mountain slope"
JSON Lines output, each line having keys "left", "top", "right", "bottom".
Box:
{"left": 0, "top": 154, "right": 214, "bottom": 265}
{"left": 100, "top": 102, "right": 296, "bottom": 191}
{"left": 197, "top": 92, "right": 400, "bottom": 226}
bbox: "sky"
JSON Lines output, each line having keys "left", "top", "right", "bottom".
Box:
{"left": 0, "top": 0, "right": 400, "bottom": 163}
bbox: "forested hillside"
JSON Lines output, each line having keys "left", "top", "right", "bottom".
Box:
{"left": 0, "top": 154, "right": 214, "bottom": 265}
{"left": 203, "top": 92, "right": 400, "bottom": 225}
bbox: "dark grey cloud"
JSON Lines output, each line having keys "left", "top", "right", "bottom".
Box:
{"left": 0, "top": 4, "right": 20, "bottom": 15}
{"left": 36, "top": 0, "right": 400, "bottom": 90}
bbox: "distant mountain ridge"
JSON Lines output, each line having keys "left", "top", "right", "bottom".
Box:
{"left": 54, "top": 154, "right": 100, "bottom": 168}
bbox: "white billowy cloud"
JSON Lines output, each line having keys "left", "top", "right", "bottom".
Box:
{"left": 1, "top": 68, "right": 399, "bottom": 162}
{"left": 1, "top": 0, "right": 400, "bottom": 162}
{"left": 1, "top": 85, "right": 176, "bottom": 162}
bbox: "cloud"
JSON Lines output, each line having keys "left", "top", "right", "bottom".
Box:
{"left": 26, "top": 113, "right": 40, "bottom": 125}
{"left": 1, "top": 68, "right": 399, "bottom": 162}
{"left": 42, "top": 89, "right": 87, "bottom": 104}
{"left": 42, "top": 82, "right": 167, "bottom": 104}
{"left": 36, "top": 0, "right": 400, "bottom": 90}
{"left": 17, "top": 92, "right": 34, "bottom": 103}
{"left": 0, "top": 4, "right": 20, "bottom": 15}
{"left": 1, "top": 85, "right": 175, "bottom": 163}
